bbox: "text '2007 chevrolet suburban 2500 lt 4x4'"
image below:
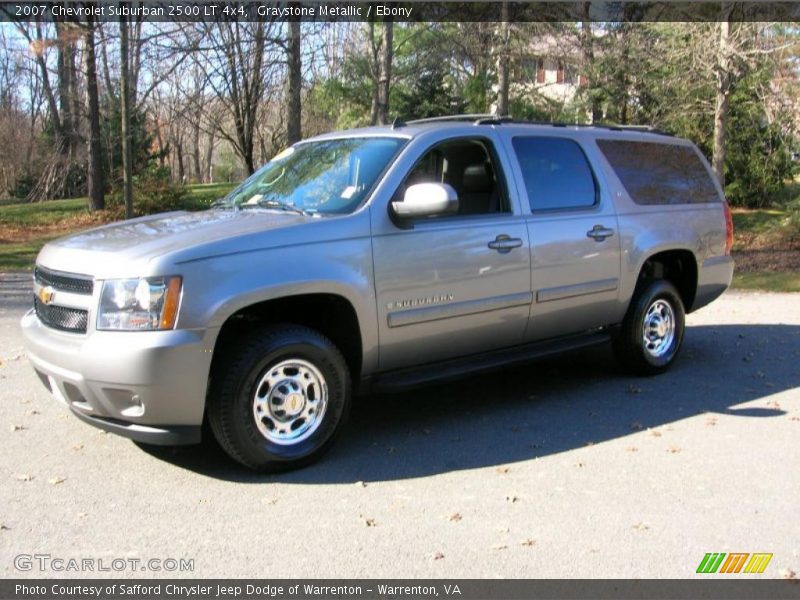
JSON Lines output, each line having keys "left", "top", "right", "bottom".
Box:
{"left": 21, "top": 115, "right": 734, "bottom": 471}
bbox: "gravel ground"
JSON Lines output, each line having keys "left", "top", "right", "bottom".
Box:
{"left": 0, "top": 285, "right": 798, "bottom": 579}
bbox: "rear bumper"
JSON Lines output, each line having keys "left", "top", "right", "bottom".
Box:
{"left": 692, "top": 255, "right": 735, "bottom": 312}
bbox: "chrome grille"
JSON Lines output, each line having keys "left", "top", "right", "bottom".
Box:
{"left": 34, "top": 297, "right": 88, "bottom": 333}
{"left": 34, "top": 267, "right": 93, "bottom": 295}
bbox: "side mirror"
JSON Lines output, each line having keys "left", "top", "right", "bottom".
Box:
{"left": 392, "top": 183, "right": 459, "bottom": 219}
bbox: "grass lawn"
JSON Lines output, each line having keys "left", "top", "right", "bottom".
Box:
{"left": 0, "top": 183, "right": 235, "bottom": 271}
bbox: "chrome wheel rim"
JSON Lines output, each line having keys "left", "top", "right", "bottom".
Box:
{"left": 252, "top": 358, "right": 328, "bottom": 445}
{"left": 642, "top": 299, "right": 676, "bottom": 358}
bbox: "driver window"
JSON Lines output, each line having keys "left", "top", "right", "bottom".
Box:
{"left": 398, "top": 139, "right": 510, "bottom": 216}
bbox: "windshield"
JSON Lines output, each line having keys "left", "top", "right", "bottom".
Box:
{"left": 218, "top": 137, "right": 406, "bottom": 215}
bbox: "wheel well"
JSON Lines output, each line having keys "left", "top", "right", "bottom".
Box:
{"left": 212, "top": 294, "right": 363, "bottom": 379}
{"left": 637, "top": 250, "right": 698, "bottom": 311}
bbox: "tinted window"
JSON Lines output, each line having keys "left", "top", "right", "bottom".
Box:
{"left": 597, "top": 140, "right": 721, "bottom": 205}
{"left": 512, "top": 137, "right": 597, "bottom": 211}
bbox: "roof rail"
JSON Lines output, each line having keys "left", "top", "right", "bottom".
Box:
{"left": 405, "top": 114, "right": 498, "bottom": 125}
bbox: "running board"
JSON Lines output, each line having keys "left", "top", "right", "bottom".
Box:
{"left": 363, "top": 328, "right": 615, "bottom": 393}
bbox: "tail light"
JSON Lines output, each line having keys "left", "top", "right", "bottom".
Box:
{"left": 723, "top": 201, "right": 734, "bottom": 256}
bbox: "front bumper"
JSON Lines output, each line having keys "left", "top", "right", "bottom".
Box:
{"left": 21, "top": 309, "right": 213, "bottom": 444}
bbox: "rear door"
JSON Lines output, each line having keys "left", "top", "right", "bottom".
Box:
{"left": 503, "top": 135, "right": 622, "bottom": 342}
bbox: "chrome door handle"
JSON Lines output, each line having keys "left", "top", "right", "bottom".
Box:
{"left": 587, "top": 225, "right": 615, "bottom": 242}
{"left": 488, "top": 235, "right": 523, "bottom": 253}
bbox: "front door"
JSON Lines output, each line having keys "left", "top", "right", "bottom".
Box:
{"left": 371, "top": 136, "right": 532, "bottom": 371}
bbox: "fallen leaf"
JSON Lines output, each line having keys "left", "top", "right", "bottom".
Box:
{"left": 448, "top": 513, "right": 462, "bottom": 522}
{"left": 496, "top": 467, "right": 510, "bottom": 474}
{"left": 263, "top": 497, "right": 278, "bottom": 505}
{"left": 574, "top": 461, "right": 586, "bottom": 468}
{"left": 705, "top": 417, "right": 718, "bottom": 426}
{"left": 71, "top": 443, "right": 84, "bottom": 452}
{"left": 15, "top": 474, "right": 32, "bottom": 482}
{"left": 27, "top": 410, "right": 40, "bottom": 416}
{"left": 11, "top": 424, "right": 25, "bottom": 432}
{"left": 632, "top": 522, "right": 650, "bottom": 531}
{"left": 505, "top": 495, "right": 519, "bottom": 503}
{"left": 781, "top": 569, "right": 796, "bottom": 581}
{"left": 49, "top": 476, "right": 66, "bottom": 485}
{"left": 491, "top": 544, "right": 508, "bottom": 551}
{"left": 648, "top": 429, "right": 662, "bottom": 437}
{"left": 667, "top": 446, "right": 682, "bottom": 454}
{"left": 496, "top": 527, "right": 510, "bottom": 533}
{"left": 354, "top": 481, "right": 367, "bottom": 488}
{"left": 520, "top": 539, "right": 536, "bottom": 547}
{"left": 77, "top": 512, "right": 88, "bottom": 518}
{"left": 0, "top": 523, "right": 9, "bottom": 531}
{"left": 790, "top": 416, "right": 800, "bottom": 422}
{"left": 432, "top": 551, "right": 445, "bottom": 560}
{"left": 363, "top": 518, "right": 377, "bottom": 527}
{"left": 626, "top": 446, "right": 639, "bottom": 453}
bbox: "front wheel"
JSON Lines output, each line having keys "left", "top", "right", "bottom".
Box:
{"left": 208, "top": 325, "right": 351, "bottom": 471}
{"left": 613, "top": 280, "right": 686, "bottom": 376}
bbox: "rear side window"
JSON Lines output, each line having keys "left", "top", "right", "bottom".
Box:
{"left": 512, "top": 137, "right": 598, "bottom": 211}
{"left": 597, "top": 140, "right": 721, "bottom": 205}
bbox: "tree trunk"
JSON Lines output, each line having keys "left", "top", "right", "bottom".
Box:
{"left": 580, "top": 4, "right": 601, "bottom": 123}
{"left": 495, "top": 3, "right": 511, "bottom": 116}
{"left": 84, "top": 15, "right": 105, "bottom": 211}
{"left": 712, "top": 15, "right": 732, "bottom": 187}
{"left": 286, "top": 17, "right": 302, "bottom": 145}
{"left": 204, "top": 128, "right": 215, "bottom": 184}
{"left": 192, "top": 118, "right": 202, "bottom": 182}
{"left": 120, "top": 12, "right": 134, "bottom": 218}
{"left": 375, "top": 19, "right": 393, "bottom": 125}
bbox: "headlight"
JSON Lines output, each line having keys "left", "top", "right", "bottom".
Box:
{"left": 97, "top": 276, "right": 182, "bottom": 331}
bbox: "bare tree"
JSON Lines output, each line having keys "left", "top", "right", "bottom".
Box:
{"left": 84, "top": 13, "right": 105, "bottom": 210}
{"left": 286, "top": 17, "right": 302, "bottom": 144}
{"left": 120, "top": 11, "right": 133, "bottom": 217}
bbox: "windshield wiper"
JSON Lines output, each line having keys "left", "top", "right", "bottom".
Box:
{"left": 248, "top": 198, "right": 315, "bottom": 216}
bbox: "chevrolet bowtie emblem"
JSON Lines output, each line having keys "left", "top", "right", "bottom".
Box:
{"left": 38, "top": 286, "right": 55, "bottom": 305}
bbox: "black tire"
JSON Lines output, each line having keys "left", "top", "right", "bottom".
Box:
{"left": 613, "top": 280, "right": 686, "bottom": 376}
{"left": 208, "top": 324, "right": 351, "bottom": 472}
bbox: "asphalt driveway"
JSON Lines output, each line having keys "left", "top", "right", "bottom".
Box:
{"left": 1, "top": 277, "right": 798, "bottom": 578}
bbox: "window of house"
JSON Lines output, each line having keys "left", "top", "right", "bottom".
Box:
{"left": 536, "top": 59, "right": 545, "bottom": 84}
{"left": 512, "top": 137, "right": 598, "bottom": 211}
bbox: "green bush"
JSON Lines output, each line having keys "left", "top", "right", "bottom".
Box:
{"left": 109, "top": 165, "right": 187, "bottom": 217}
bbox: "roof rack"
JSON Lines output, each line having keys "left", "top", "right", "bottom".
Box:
{"left": 402, "top": 114, "right": 673, "bottom": 136}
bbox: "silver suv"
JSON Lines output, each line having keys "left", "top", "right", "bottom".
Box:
{"left": 21, "top": 116, "right": 734, "bottom": 471}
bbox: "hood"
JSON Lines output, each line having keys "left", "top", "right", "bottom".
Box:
{"left": 37, "top": 209, "right": 309, "bottom": 277}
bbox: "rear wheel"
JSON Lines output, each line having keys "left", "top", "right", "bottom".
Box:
{"left": 208, "top": 325, "right": 351, "bottom": 471}
{"left": 614, "top": 280, "right": 685, "bottom": 376}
